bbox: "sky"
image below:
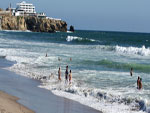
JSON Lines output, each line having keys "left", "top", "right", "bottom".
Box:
{"left": 0, "top": 0, "right": 150, "bottom": 33}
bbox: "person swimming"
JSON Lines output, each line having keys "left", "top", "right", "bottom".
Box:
{"left": 58, "top": 67, "right": 61, "bottom": 81}
{"left": 65, "top": 66, "right": 69, "bottom": 84}
{"left": 69, "top": 70, "right": 72, "bottom": 84}
{"left": 130, "top": 68, "right": 133, "bottom": 76}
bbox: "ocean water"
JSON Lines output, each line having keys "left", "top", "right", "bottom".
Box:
{"left": 0, "top": 30, "right": 150, "bottom": 113}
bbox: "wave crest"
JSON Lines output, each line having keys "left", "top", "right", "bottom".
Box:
{"left": 93, "top": 45, "right": 150, "bottom": 56}
{"left": 66, "top": 36, "right": 96, "bottom": 43}
{"left": 115, "top": 45, "right": 150, "bottom": 56}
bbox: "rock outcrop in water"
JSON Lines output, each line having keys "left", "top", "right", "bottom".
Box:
{"left": 1, "top": 15, "right": 67, "bottom": 33}
{"left": 69, "top": 25, "right": 74, "bottom": 32}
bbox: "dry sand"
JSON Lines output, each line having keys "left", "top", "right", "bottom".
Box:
{"left": 0, "top": 91, "right": 34, "bottom": 113}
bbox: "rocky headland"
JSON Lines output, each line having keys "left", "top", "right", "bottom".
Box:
{"left": 1, "top": 15, "right": 67, "bottom": 33}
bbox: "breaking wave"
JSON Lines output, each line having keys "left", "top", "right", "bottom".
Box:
{"left": 66, "top": 36, "right": 98, "bottom": 44}
{"left": 115, "top": 45, "right": 150, "bottom": 56}
{"left": 93, "top": 45, "right": 150, "bottom": 56}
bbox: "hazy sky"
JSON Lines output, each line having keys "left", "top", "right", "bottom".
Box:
{"left": 1, "top": 0, "right": 150, "bottom": 33}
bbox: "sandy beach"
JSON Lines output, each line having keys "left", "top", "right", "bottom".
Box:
{"left": 0, "top": 91, "right": 34, "bottom": 113}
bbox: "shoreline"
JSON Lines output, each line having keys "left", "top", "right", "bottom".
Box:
{"left": 0, "top": 91, "right": 34, "bottom": 113}
{"left": 0, "top": 58, "right": 102, "bottom": 113}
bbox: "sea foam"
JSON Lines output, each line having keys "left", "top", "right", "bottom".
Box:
{"left": 66, "top": 36, "right": 96, "bottom": 43}
{"left": 115, "top": 45, "right": 150, "bottom": 56}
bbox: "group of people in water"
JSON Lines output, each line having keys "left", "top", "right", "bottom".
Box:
{"left": 46, "top": 53, "right": 142, "bottom": 89}
{"left": 57, "top": 64, "right": 142, "bottom": 89}
{"left": 58, "top": 65, "right": 72, "bottom": 85}
{"left": 130, "top": 68, "right": 142, "bottom": 90}
{"left": 46, "top": 53, "right": 72, "bottom": 85}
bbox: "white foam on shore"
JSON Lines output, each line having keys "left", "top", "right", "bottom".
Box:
{"left": 51, "top": 90, "right": 144, "bottom": 113}
{"left": 38, "top": 77, "right": 144, "bottom": 113}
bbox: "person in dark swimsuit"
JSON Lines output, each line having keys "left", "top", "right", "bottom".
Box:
{"left": 130, "top": 68, "right": 133, "bottom": 76}
{"left": 58, "top": 67, "right": 61, "bottom": 81}
{"left": 69, "top": 70, "right": 72, "bottom": 85}
{"left": 65, "top": 66, "right": 69, "bottom": 84}
{"left": 45, "top": 53, "right": 48, "bottom": 57}
{"left": 137, "top": 76, "right": 140, "bottom": 89}
{"left": 139, "top": 78, "right": 142, "bottom": 90}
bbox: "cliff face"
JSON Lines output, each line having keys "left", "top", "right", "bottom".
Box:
{"left": 1, "top": 16, "right": 67, "bottom": 33}
{"left": 25, "top": 16, "right": 67, "bottom": 33}
{"left": 1, "top": 16, "right": 27, "bottom": 30}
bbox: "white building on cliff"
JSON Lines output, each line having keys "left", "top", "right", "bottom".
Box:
{"left": 4, "top": 1, "right": 59, "bottom": 20}
{"left": 15, "top": 1, "right": 36, "bottom": 16}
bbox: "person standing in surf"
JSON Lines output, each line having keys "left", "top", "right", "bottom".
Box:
{"left": 139, "top": 78, "right": 142, "bottom": 90}
{"left": 58, "top": 57, "right": 61, "bottom": 61}
{"left": 137, "top": 76, "right": 142, "bottom": 90}
{"left": 69, "top": 70, "right": 72, "bottom": 85}
{"left": 58, "top": 67, "right": 61, "bottom": 81}
{"left": 65, "top": 66, "right": 69, "bottom": 84}
{"left": 45, "top": 53, "right": 48, "bottom": 57}
{"left": 130, "top": 68, "right": 133, "bottom": 76}
{"left": 137, "top": 76, "right": 140, "bottom": 89}
{"left": 70, "top": 57, "right": 72, "bottom": 61}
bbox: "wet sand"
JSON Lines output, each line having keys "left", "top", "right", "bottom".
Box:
{"left": 0, "top": 58, "right": 102, "bottom": 113}
{"left": 0, "top": 91, "right": 34, "bottom": 113}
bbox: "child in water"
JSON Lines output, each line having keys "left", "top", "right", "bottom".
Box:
{"left": 69, "top": 70, "right": 72, "bottom": 85}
